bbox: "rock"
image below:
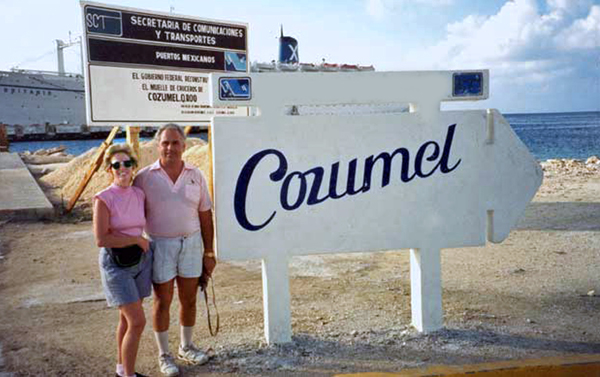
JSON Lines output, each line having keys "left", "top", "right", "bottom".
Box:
{"left": 33, "top": 148, "right": 49, "bottom": 156}
{"left": 32, "top": 146, "right": 67, "bottom": 156}
{"left": 586, "top": 156, "right": 599, "bottom": 165}
{"left": 46, "top": 146, "right": 67, "bottom": 156}
{"left": 21, "top": 154, "right": 74, "bottom": 165}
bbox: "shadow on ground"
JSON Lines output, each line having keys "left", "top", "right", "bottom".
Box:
{"left": 517, "top": 202, "right": 600, "bottom": 231}
{"left": 201, "top": 328, "right": 600, "bottom": 376}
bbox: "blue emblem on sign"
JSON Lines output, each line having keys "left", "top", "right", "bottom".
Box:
{"left": 225, "top": 52, "right": 248, "bottom": 72}
{"left": 453, "top": 72, "right": 483, "bottom": 97}
{"left": 219, "top": 77, "right": 251, "bottom": 100}
{"left": 85, "top": 7, "right": 123, "bottom": 36}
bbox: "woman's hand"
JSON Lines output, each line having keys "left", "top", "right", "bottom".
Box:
{"left": 137, "top": 237, "right": 150, "bottom": 252}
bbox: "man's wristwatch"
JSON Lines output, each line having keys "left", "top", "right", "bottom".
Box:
{"left": 204, "top": 252, "right": 215, "bottom": 258}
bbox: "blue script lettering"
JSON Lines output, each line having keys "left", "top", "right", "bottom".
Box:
{"left": 234, "top": 124, "right": 461, "bottom": 231}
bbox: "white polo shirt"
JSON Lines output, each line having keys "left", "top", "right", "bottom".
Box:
{"left": 134, "top": 160, "right": 212, "bottom": 238}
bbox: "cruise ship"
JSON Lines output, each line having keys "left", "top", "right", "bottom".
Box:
{"left": 0, "top": 39, "right": 93, "bottom": 141}
{"left": 0, "top": 69, "right": 86, "bottom": 136}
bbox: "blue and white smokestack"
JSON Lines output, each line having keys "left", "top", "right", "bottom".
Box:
{"left": 278, "top": 25, "right": 299, "bottom": 64}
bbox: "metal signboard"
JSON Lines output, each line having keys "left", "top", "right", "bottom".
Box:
{"left": 219, "top": 77, "right": 251, "bottom": 100}
{"left": 80, "top": 1, "right": 248, "bottom": 125}
{"left": 209, "top": 70, "right": 542, "bottom": 343}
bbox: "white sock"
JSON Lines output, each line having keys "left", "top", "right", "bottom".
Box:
{"left": 116, "top": 364, "right": 124, "bottom": 376}
{"left": 180, "top": 325, "right": 194, "bottom": 347}
{"left": 154, "top": 330, "right": 170, "bottom": 356}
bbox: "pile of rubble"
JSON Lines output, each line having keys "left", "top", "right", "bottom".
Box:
{"left": 19, "top": 146, "right": 75, "bottom": 177}
{"left": 40, "top": 138, "right": 209, "bottom": 207}
{"left": 20, "top": 146, "right": 75, "bottom": 165}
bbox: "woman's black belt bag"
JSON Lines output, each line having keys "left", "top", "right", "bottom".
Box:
{"left": 107, "top": 245, "right": 143, "bottom": 268}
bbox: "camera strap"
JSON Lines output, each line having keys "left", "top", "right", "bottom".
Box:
{"left": 202, "top": 276, "right": 220, "bottom": 336}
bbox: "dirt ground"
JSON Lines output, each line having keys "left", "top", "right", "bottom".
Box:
{"left": 0, "top": 166, "right": 599, "bottom": 376}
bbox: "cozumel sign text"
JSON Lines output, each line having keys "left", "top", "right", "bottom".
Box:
{"left": 234, "top": 124, "right": 462, "bottom": 231}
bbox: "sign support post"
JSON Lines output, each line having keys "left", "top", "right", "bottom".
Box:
{"left": 261, "top": 256, "right": 292, "bottom": 344}
{"left": 126, "top": 126, "right": 141, "bottom": 161}
{"left": 410, "top": 247, "right": 443, "bottom": 332}
{"left": 207, "top": 125, "right": 214, "bottom": 199}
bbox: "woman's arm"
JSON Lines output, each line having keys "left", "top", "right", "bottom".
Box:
{"left": 93, "top": 198, "right": 149, "bottom": 251}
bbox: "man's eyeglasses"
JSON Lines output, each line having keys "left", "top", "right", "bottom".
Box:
{"left": 111, "top": 160, "right": 134, "bottom": 170}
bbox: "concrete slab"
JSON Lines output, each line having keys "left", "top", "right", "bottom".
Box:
{"left": 20, "top": 281, "right": 104, "bottom": 308}
{"left": 0, "top": 153, "right": 53, "bottom": 220}
{"left": 0, "top": 153, "right": 24, "bottom": 170}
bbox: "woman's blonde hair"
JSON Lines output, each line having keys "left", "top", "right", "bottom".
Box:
{"left": 103, "top": 143, "right": 138, "bottom": 170}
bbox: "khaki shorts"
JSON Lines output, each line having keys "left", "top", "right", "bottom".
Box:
{"left": 150, "top": 231, "right": 203, "bottom": 284}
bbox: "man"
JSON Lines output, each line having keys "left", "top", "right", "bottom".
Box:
{"left": 134, "top": 124, "right": 216, "bottom": 376}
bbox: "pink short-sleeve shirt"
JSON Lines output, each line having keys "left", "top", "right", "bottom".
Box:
{"left": 94, "top": 184, "right": 146, "bottom": 237}
{"left": 134, "top": 160, "right": 212, "bottom": 238}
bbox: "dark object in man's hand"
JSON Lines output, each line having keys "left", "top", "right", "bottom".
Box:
{"left": 199, "top": 265, "right": 210, "bottom": 291}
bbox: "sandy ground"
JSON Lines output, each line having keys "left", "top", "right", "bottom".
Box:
{"left": 0, "top": 163, "right": 599, "bottom": 376}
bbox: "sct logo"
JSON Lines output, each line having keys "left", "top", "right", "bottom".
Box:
{"left": 85, "top": 7, "right": 122, "bottom": 36}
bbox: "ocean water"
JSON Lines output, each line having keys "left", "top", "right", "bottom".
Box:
{"left": 9, "top": 133, "right": 208, "bottom": 156}
{"left": 8, "top": 111, "right": 600, "bottom": 161}
{"left": 504, "top": 111, "right": 600, "bottom": 161}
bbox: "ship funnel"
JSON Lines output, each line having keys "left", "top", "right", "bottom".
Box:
{"left": 278, "top": 26, "right": 298, "bottom": 64}
{"left": 56, "top": 40, "right": 66, "bottom": 76}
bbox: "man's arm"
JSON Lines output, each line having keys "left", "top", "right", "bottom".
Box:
{"left": 199, "top": 209, "right": 216, "bottom": 276}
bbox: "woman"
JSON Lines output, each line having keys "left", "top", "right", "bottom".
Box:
{"left": 93, "top": 144, "right": 151, "bottom": 377}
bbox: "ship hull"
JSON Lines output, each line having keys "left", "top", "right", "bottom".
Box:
{"left": 0, "top": 70, "right": 88, "bottom": 141}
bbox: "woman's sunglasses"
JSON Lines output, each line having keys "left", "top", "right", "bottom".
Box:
{"left": 111, "top": 160, "right": 134, "bottom": 170}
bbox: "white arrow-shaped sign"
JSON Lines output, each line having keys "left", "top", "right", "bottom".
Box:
{"left": 209, "top": 70, "right": 542, "bottom": 343}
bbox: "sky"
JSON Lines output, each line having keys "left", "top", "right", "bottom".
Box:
{"left": 0, "top": 0, "right": 598, "bottom": 114}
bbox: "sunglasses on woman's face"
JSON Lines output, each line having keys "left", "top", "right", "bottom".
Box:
{"left": 111, "top": 160, "right": 134, "bottom": 170}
